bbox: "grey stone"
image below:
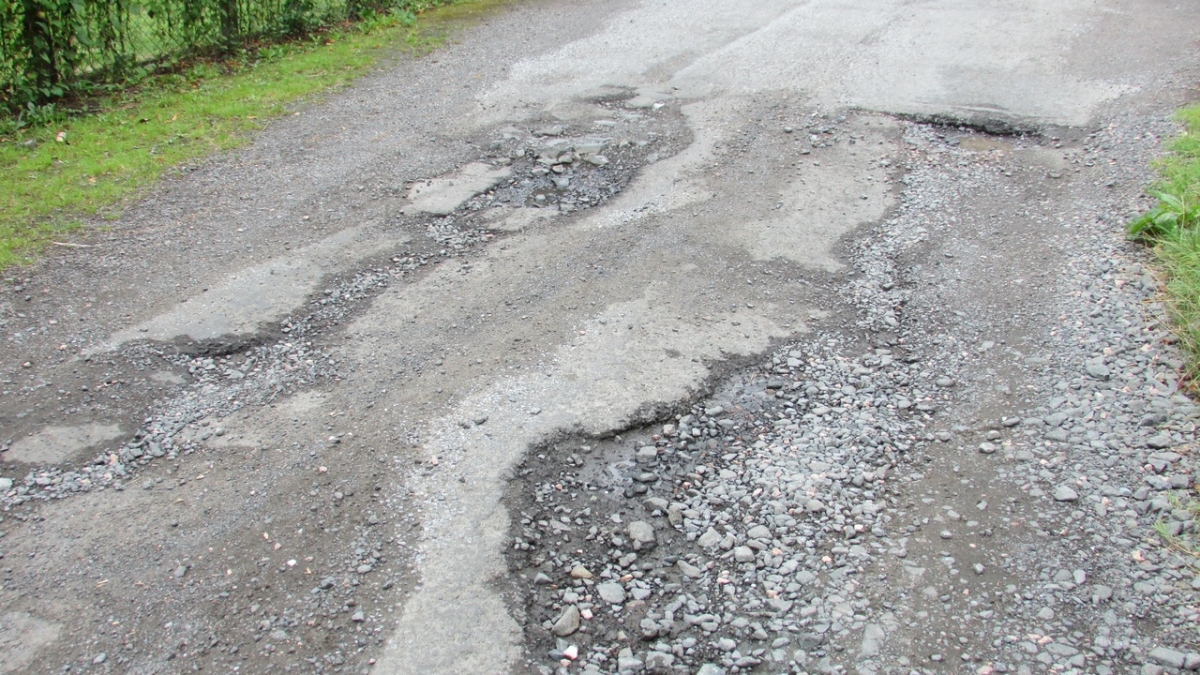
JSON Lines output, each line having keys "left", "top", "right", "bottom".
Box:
{"left": 697, "top": 527, "right": 722, "bottom": 549}
{"left": 1045, "top": 642, "right": 1077, "bottom": 657}
{"left": 597, "top": 582, "right": 626, "bottom": 604}
{"left": 797, "top": 632, "right": 825, "bottom": 649}
{"left": 677, "top": 560, "right": 704, "bottom": 578}
{"left": 860, "top": 623, "right": 885, "bottom": 657}
{"left": 1146, "top": 433, "right": 1174, "bottom": 449}
{"left": 1149, "top": 647, "right": 1187, "bottom": 669}
{"left": 616, "top": 647, "right": 643, "bottom": 672}
{"left": 1053, "top": 485, "right": 1079, "bottom": 501}
{"left": 643, "top": 496, "right": 669, "bottom": 512}
{"left": 667, "top": 504, "right": 684, "bottom": 526}
{"left": 746, "top": 524, "right": 772, "bottom": 540}
{"left": 551, "top": 605, "right": 581, "bottom": 637}
{"left": 628, "top": 521, "right": 656, "bottom": 550}
{"left": 1045, "top": 428, "right": 1070, "bottom": 442}
{"left": 644, "top": 651, "right": 675, "bottom": 671}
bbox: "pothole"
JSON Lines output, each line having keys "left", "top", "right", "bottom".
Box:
{"left": 0, "top": 97, "right": 692, "bottom": 508}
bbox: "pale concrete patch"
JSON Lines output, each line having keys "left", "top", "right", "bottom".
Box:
{"left": 105, "top": 224, "right": 407, "bottom": 346}
{"left": 402, "top": 162, "right": 512, "bottom": 216}
{"left": 7, "top": 423, "right": 122, "bottom": 464}
{"left": 737, "top": 117, "right": 897, "bottom": 271}
{"left": 277, "top": 390, "right": 330, "bottom": 415}
{"left": 478, "top": 0, "right": 1139, "bottom": 130}
{"left": 148, "top": 370, "right": 186, "bottom": 385}
{"left": 492, "top": 207, "right": 562, "bottom": 232}
{"left": 0, "top": 612, "right": 61, "bottom": 673}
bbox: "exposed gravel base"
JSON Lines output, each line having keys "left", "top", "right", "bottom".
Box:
{"left": 0, "top": 102, "right": 684, "bottom": 508}
{"left": 504, "top": 115, "right": 1200, "bottom": 675}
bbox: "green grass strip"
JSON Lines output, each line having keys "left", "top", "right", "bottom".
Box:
{"left": 0, "top": 1, "right": 499, "bottom": 270}
{"left": 1135, "top": 103, "right": 1200, "bottom": 384}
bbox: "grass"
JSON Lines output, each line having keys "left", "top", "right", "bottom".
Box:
{"left": 1153, "top": 489, "right": 1200, "bottom": 568}
{"left": 1131, "top": 104, "right": 1200, "bottom": 384}
{"left": 0, "top": 0, "right": 506, "bottom": 270}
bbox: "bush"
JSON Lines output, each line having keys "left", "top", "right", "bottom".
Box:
{"left": 0, "top": 0, "right": 439, "bottom": 114}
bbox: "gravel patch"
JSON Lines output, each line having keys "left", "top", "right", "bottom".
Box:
{"left": 504, "top": 115, "right": 1200, "bottom": 675}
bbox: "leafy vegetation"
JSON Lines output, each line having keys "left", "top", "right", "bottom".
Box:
{"left": 1130, "top": 104, "right": 1200, "bottom": 383}
{"left": 0, "top": 0, "right": 493, "bottom": 268}
{"left": 0, "top": 0, "right": 451, "bottom": 114}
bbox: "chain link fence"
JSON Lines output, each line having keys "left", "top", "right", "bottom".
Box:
{"left": 1, "top": 0, "right": 423, "bottom": 113}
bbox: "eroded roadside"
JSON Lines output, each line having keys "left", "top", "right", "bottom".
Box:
{"left": 501, "top": 119, "right": 1200, "bottom": 675}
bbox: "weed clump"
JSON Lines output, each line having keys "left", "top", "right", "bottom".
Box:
{"left": 1130, "top": 104, "right": 1200, "bottom": 384}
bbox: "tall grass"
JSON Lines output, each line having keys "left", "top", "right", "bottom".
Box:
{"left": 1130, "top": 104, "right": 1200, "bottom": 384}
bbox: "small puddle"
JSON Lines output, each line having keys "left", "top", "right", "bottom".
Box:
{"left": 958, "top": 136, "right": 1012, "bottom": 153}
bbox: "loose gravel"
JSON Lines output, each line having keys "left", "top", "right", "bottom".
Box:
{"left": 504, "top": 116, "right": 1200, "bottom": 675}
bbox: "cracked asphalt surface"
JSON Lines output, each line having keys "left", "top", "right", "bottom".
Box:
{"left": 2, "top": 0, "right": 1200, "bottom": 674}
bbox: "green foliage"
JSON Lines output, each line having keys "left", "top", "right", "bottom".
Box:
{"left": 0, "top": 99, "right": 64, "bottom": 134}
{"left": 1132, "top": 103, "right": 1200, "bottom": 384}
{"left": 1157, "top": 227, "right": 1200, "bottom": 383}
{"left": 0, "top": 0, "right": 452, "bottom": 113}
{"left": 1129, "top": 105, "right": 1200, "bottom": 241}
{"left": 1128, "top": 190, "right": 1200, "bottom": 240}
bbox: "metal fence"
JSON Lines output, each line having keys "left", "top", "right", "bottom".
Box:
{"left": 1, "top": 0, "right": 416, "bottom": 112}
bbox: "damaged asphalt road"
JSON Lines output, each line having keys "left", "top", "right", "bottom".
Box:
{"left": 3, "top": 0, "right": 1200, "bottom": 674}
